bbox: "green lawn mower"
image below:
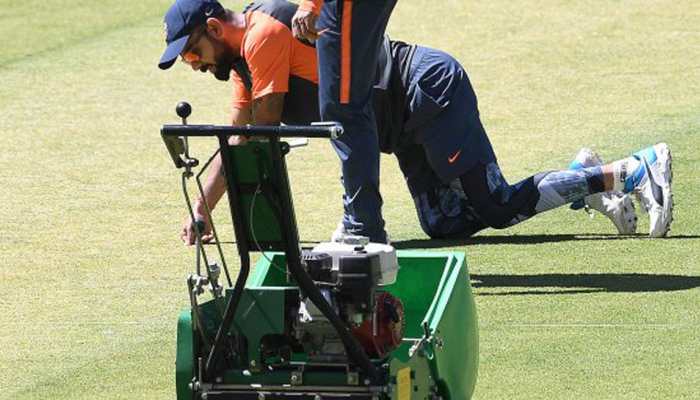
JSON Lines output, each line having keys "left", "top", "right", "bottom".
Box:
{"left": 161, "top": 102, "right": 479, "bottom": 400}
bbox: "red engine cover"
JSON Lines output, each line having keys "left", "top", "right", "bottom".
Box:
{"left": 352, "top": 292, "right": 405, "bottom": 358}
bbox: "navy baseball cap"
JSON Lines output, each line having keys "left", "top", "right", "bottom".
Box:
{"left": 158, "top": 0, "right": 225, "bottom": 70}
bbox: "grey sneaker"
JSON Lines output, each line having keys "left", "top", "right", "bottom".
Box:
{"left": 569, "top": 148, "right": 638, "bottom": 234}
{"left": 629, "top": 143, "right": 673, "bottom": 238}
{"left": 331, "top": 220, "right": 390, "bottom": 245}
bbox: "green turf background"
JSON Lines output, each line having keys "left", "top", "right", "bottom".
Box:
{"left": 1, "top": 1, "right": 698, "bottom": 399}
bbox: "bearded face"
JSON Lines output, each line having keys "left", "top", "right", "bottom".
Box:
{"left": 181, "top": 27, "right": 237, "bottom": 81}
{"left": 203, "top": 33, "right": 238, "bottom": 81}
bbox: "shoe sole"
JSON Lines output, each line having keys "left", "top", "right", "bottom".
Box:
{"left": 650, "top": 142, "right": 673, "bottom": 238}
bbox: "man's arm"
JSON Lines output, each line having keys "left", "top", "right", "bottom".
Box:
{"left": 196, "top": 94, "right": 283, "bottom": 214}
{"left": 196, "top": 107, "right": 253, "bottom": 211}
{"left": 181, "top": 93, "right": 285, "bottom": 244}
{"left": 197, "top": 93, "right": 283, "bottom": 209}
{"left": 180, "top": 106, "right": 253, "bottom": 245}
{"left": 252, "top": 93, "right": 285, "bottom": 125}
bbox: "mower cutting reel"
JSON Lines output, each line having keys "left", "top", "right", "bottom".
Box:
{"left": 162, "top": 102, "right": 479, "bottom": 400}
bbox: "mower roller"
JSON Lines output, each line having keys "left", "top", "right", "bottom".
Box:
{"left": 161, "top": 102, "right": 479, "bottom": 400}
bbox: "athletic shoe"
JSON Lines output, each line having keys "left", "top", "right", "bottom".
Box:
{"left": 585, "top": 191, "right": 638, "bottom": 235}
{"left": 569, "top": 148, "right": 638, "bottom": 234}
{"left": 331, "top": 220, "right": 390, "bottom": 245}
{"left": 331, "top": 220, "right": 364, "bottom": 243}
{"left": 629, "top": 143, "right": 673, "bottom": 237}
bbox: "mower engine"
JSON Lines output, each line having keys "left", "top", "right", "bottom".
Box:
{"left": 294, "top": 240, "right": 404, "bottom": 361}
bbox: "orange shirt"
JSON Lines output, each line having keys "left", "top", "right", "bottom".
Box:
{"left": 230, "top": 6, "right": 318, "bottom": 110}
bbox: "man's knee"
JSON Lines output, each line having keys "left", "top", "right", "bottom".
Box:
{"left": 457, "top": 165, "right": 538, "bottom": 229}
{"left": 417, "top": 212, "right": 461, "bottom": 239}
{"left": 418, "top": 218, "right": 485, "bottom": 239}
{"left": 413, "top": 187, "right": 486, "bottom": 239}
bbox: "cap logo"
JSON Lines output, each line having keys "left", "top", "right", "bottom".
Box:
{"left": 205, "top": 7, "right": 214, "bottom": 16}
{"left": 163, "top": 21, "right": 169, "bottom": 41}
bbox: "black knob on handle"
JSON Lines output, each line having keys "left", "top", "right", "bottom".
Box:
{"left": 176, "top": 101, "right": 192, "bottom": 124}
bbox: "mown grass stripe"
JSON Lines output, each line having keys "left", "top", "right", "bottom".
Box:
{"left": 0, "top": 13, "right": 163, "bottom": 68}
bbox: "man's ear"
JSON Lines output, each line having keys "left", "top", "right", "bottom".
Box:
{"left": 206, "top": 17, "right": 225, "bottom": 40}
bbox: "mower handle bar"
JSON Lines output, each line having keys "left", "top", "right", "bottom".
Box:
{"left": 161, "top": 122, "right": 344, "bottom": 140}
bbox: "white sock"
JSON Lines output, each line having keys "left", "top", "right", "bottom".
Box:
{"left": 611, "top": 157, "right": 641, "bottom": 192}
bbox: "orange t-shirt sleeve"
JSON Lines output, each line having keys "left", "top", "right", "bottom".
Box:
{"left": 298, "top": 0, "right": 322, "bottom": 15}
{"left": 244, "top": 21, "right": 291, "bottom": 100}
{"left": 231, "top": 71, "right": 252, "bottom": 110}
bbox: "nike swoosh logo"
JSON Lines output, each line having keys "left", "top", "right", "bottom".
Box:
{"left": 448, "top": 150, "right": 462, "bottom": 164}
{"left": 643, "top": 158, "right": 664, "bottom": 206}
{"left": 346, "top": 186, "right": 362, "bottom": 204}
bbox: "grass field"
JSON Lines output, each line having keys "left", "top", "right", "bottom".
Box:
{"left": 1, "top": 0, "right": 699, "bottom": 399}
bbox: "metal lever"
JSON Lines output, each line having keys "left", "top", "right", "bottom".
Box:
{"left": 194, "top": 219, "right": 206, "bottom": 276}
{"left": 175, "top": 102, "right": 199, "bottom": 172}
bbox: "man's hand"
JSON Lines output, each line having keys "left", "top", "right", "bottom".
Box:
{"left": 180, "top": 202, "right": 214, "bottom": 245}
{"left": 229, "top": 135, "right": 248, "bottom": 146}
{"left": 291, "top": 9, "right": 319, "bottom": 42}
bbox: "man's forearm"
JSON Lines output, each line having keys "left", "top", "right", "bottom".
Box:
{"left": 195, "top": 98, "right": 283, "bottom": 215}
{"left": 252, "top": 93, "right": 285, "bottom": 125}
{"left": 196, "top": 107, "right": 253, "bottom": 214}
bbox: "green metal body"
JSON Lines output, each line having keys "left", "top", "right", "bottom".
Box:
{"left": 167, "top": 136, "right": 478, "bottom": 399}
{"left": 176, "top": 310, "right": 195, "bottom": 400}
{"left": 176, "top": 251, "right": 479, "bottom": 399}
{"left": 385, "top": 251, "right": 479, "bottom": 399}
